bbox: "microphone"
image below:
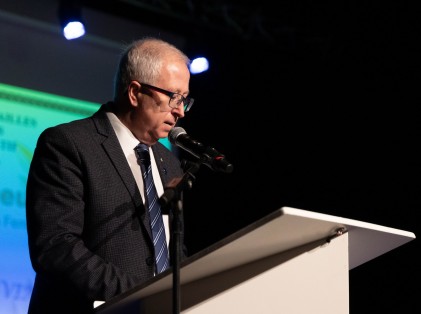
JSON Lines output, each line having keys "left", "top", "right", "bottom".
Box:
{"left": 168, "top": 127, "right": 233, "bottom": 173}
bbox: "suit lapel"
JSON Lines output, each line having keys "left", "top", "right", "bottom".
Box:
{"left": 92, "top": 105, "right": 153, "bottom": 241}
{"left": 152, "top": 145, "right": 170, "bottom": 187}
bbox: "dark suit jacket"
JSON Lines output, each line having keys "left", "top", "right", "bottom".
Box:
{"left": 26, "top": 104, "right": 186, "bottom": 314}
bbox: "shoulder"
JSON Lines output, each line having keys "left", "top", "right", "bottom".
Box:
{"left": 35, "top": 106, "right": 108, "bottom": 155}
{"left": 39, "top": 105, "right": 106, "bottom": 141}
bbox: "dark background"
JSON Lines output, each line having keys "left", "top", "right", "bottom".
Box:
{"left": 147, "top": 1, "right": 420, "bottom": 313}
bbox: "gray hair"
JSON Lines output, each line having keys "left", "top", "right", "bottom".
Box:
{"left": 113, "top": 37, "right": 190, "bottom": 101}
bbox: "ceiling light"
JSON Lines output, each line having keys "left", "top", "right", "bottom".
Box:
{"left": 58, "top": 0, "right": 86, "bottom": 40}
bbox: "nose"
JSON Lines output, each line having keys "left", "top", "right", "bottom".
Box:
{"left": 171, "top": 104, "right": 185, "bottom": 118}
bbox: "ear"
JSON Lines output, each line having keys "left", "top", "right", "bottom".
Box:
{"left": 127, "top": 81, "right": 140, "bottom": 107}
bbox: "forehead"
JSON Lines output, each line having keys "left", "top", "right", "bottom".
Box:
{"left": 157, "top": 58, "right": 190, "bottom": 85}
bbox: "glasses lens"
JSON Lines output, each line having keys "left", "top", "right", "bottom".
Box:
{"left": 169, "top": 94, "right": 185, "bottom": 109}
{"left": 184, "top": 98, "right": 194, "bottom": 112}
{"left": 168, "top": 93, "right": 193, "bottom": 112}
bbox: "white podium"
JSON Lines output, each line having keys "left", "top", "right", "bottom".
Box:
{"left": 95, "top": 207, "right": 416, "bottom": 314}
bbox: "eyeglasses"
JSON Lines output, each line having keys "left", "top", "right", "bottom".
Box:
{"left": 139, "top": 82, "right": 194, "bottom": 112}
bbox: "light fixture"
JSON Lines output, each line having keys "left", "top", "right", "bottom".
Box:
{"left": 189, "top": 57, "right": 210, "bottom": 75}
{"left": 58, "top": 0, "right": 86, "bottom": 40}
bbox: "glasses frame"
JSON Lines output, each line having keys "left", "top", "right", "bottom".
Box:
{"left": 139, "top": 82, "right": 194, "bottom": 112}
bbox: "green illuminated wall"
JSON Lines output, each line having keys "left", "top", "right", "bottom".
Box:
{"left": 0, "top": 83, "right": 101, "bottom": 313}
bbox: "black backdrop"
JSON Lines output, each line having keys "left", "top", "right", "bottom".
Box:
{"left": 175, "top": 2, "right": 420, "bottom": 313}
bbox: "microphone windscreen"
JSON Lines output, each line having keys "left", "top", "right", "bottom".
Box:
{"left": 168, "top": 127, "right": 186, "bottom": 145}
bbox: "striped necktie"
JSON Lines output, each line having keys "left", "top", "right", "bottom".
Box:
{"left": 135, "top": 143, "right": 169, "bottom": 274}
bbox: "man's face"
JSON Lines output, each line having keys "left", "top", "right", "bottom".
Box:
{"left": 130, "top": 58, "right": 191, "bottom": 145}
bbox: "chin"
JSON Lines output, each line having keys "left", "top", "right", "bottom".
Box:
{"left": 162, "top": 125, "right": 172, "bottom": 133}
{"left": 159, "top": 129, "right": 170, "bottom": 138}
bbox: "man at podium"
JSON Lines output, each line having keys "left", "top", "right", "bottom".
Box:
{"left": 25, "top": 37, "right": 191, "bottom": 314}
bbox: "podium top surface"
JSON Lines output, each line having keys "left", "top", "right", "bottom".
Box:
{"left": 183, "top": 206, "right": 415, "bottom": 275}
{"left": 95, "top": 206, "right": 416, "bottom": 310}
{"left": 281, "top": 207, "right": 415, "bottom": 269}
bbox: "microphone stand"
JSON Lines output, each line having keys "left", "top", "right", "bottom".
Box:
{"left": 160, "top": 160, "right": 201, "bottom": 314}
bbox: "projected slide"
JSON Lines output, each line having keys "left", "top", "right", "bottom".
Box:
{"left": 0, "top": 83, "right": 100, "bottom": 314}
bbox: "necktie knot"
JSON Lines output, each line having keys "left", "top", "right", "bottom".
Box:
{"left": 135, "top": 143, "right": 150, "bottom": 165}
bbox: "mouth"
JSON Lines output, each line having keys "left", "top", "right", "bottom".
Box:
{"left": 165, "top": 119, "right": 177, "bottom": 128}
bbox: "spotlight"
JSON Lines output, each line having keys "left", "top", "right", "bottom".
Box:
{"left": 58, "top": 0, "right": 86, "bottom": 40}
{"left": 189, "top": 57, "right": 210, "bottom": 75}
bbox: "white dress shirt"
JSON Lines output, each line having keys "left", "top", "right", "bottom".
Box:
{"left": 106, "top": 112, "right": 170, "bottom": 246}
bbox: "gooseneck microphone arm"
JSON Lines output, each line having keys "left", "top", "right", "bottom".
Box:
{"left": 168, "top": 127, "right": 234, "bottom": 174}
